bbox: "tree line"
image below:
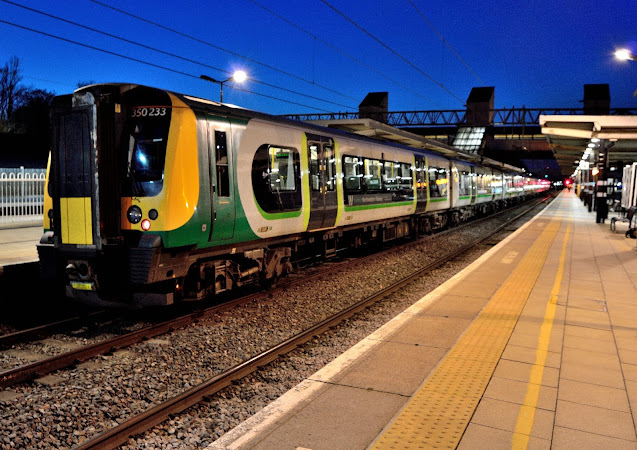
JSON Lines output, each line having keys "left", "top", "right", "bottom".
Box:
{"left": 0, "top": 56, "right": 56, "bottom": 135}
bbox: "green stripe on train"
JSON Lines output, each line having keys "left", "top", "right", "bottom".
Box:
{"left": 344, "top": 200, "right": 413, "bottom": 212}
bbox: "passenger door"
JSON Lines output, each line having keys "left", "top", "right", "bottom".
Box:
{"left": 207, "top": 118, "right": 235, "bottom": 241}
{"left": 307, "top": 134, "right": 337, "bottom": 231}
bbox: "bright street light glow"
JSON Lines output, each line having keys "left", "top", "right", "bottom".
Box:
{"left": 615, "top": 48, "right": 636, "bottom": 61}
{"left": 200, "top": 70, "right": 249, "bottom": 102}
{"left": 232, "top": 70, "right": 248, "bottom": 83}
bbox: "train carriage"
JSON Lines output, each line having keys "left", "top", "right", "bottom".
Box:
{"left": 38, "top": 84, "right": 547, "bottom": 306}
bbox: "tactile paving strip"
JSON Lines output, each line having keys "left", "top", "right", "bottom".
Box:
{"left": 372, "top": 219, "right": 561, "bottom": 449}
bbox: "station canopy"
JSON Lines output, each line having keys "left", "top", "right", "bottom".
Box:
{"left": 540, "top": 115, "right": 637, "bottom": 176}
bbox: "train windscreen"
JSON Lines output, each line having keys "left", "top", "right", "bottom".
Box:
{"left": 121, "top": 88, "right": 172, "bottom": 197}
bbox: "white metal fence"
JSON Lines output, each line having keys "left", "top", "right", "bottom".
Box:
{"left": 0, "top": 167, "right": 46, "bottom": 226}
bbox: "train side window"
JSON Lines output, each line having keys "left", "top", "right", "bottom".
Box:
{"left": 476, "top": 173, "right": 486, "bottom": 193}
{"left": 343, "top": 156, "right": 361, "bottom": 191}
{"left": 215, "top": 130, "right": 229, "bottom": 197}
{"left": 458, "top": 170, "right": 471, "bottom": 196}
{"left": 252, "top": 144, "right": 301, "bottom": 213}
{"left": 270, "top": 148, "right": 296, "bottom": 191}
{"left": 364, "top": 158, "right": 382, "bottom": 190}
{"left": 384, "top": 161, "right": 398, "bottom": 189}
{"left": 399, "top": 163, "right": 412, "bottom": 190}
{"left": 429, "top": 167, "right": 448, "bottom": 198}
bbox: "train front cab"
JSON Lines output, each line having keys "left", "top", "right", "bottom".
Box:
{"left": 38, "top": 84, "right": 206, "bottom": 306}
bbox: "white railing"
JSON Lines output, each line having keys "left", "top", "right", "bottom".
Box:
{"left": 0, "top": 167, "right": 46, "bottom": 226}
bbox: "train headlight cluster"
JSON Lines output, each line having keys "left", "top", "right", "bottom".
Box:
{"left": 127, "top": 205, "right": 142, "bottom": 224}
{"left": 126, "top": 206, "right": 158, "bottom": 230}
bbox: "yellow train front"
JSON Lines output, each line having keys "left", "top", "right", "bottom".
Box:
{"left": 38, "top": 84, "right": 232, "bottom": 306}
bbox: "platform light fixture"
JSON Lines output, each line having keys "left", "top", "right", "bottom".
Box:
{"left": 200, "top": 70, "right": 248, "bottom": 103}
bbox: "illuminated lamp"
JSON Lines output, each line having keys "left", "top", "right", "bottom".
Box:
{"left": 141, "top": 219, "right": 152, "bottom": 231}
{"left": 200, "top": 70, "right": 248, "bottom": 102}
{"left": 615, "top": 48, "right": 636, "bottom": 61}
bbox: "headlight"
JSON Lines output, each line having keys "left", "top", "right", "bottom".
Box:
{"left": 127, "top": 205, "right": 142, "bottom": 224}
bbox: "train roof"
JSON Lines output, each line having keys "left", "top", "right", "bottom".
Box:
{"left": 72, "top": 83, "right": 525, "bottom": 174}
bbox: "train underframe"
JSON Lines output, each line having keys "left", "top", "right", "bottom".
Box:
{"left": 38, "top": 196, "right": 528, "bottom": 307}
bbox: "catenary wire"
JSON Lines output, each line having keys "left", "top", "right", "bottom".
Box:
{"left": 407, "top": 0, "right": 485, "bottom": 85}
{"left": 89, "top": 0, "right": 358, "bottom": 103}
{"left": 0, "top": 0, "right": 355, "bottom": 110}
{"left": 0, "top": 18, "right": 336, "bottom": 112}
{"left": 248, "top": 0, "right": 443, "bottom": 108}
{"left": 319, "top": 0, "right": 466, "bottom": 105}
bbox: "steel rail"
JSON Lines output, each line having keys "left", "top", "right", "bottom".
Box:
{"left": 0, "top": 310, "right": 110, "bottom": 348}
{"left": 76, "top": 194, "right": 553, "bottom": 449}
{"left": 0, "top": 194, "right": 551, "bottom": 390}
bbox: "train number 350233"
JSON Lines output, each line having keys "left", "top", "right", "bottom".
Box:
{"left": 131, "top": 107, "right": 167, "bottom": 118}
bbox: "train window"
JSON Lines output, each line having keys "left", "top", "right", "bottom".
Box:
{"left": 458, "top": 170, "right": 471, "bottom": 196}
{"left": 415, "top": 158, "right": 427, "bottom": 190}
{"left": 120, "top": 88, "right": 172, "bottom": 197}
{"left": 343, "top": 156, "right": 362, "bottom": 190}
{"left": 384, "top": 161, "right": 398, "bottom": 189}
{"left": 399, "top": 163, "right": 412, "bottom": 190}
{"left": 309, "top": 144, "right": 320, "bottom": 191}
{"left": 325, "top": 146, "right": 335, "bottom": 191}
{"left": 270, "top": 148, "right": 296, "bottom": 191}
{"left": 364, "top": 158, "right": 382, "bottom": 191}
{"left": 428, "top": 167, "right": 448, "bottom": 198}
{"left": 252, "top": 144, "right": 301, "bottom": 213}
{"left": 476, "top": 173, "right": 487, "bottom": 194}
{"left": 125, "top": 118, "right": 170, "bottom": 197}
{"left": 215, "top": 130, "right": 229, "bottom": 197}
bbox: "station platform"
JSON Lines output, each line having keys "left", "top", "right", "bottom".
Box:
{"left": 210, "top": 191, "right": 637, "bottom": 449}
{"left": 0, "top": 224, "right": 41, "bottom": 270}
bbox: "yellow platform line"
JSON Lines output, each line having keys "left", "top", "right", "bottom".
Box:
{"left": 372, "top": 219, "right": 562, "bottom": 449}
{"left": 512, "top": 223, "right": 570, "bottom": 449}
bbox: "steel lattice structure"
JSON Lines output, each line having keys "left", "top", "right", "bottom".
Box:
{"left": 283, "top": 107, "right": 637, "bottom": 127}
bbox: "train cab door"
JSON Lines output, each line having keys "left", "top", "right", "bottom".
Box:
{"left": 207, "top": 118, "right": 235, "bottom": 241}
{"left": 53, "top": 103, "right": 97, "bottom": 247}
{"left": 307, "top": 134, "right": 337, "bottom": 231}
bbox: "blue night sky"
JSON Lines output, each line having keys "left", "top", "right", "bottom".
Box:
{"left": 1, "top": 0, "right": 636, "bottom": 115}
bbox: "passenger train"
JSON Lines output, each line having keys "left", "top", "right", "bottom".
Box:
{"left": 37, "top": 84, "right": 548, "bottom": 306}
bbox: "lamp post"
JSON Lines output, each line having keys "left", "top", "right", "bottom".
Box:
{"left": 200, "top": 70, "right": 248, "bottom": 103}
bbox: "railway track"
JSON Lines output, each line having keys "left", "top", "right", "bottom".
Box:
{"left": 71, "top": 193, "right": 553, "bottom": 449}
{"left": 0, "top": 195, "right": 552, "bottom": 390}
{"left": 0, "top": 195, "right": 550, "bottom": 384}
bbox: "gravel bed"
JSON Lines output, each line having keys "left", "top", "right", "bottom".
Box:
{"left": 0, "top": 201, "right": 547, "bottom": 449}
{"left": 0, "top": 319, "right": 152, "bottom": 372}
